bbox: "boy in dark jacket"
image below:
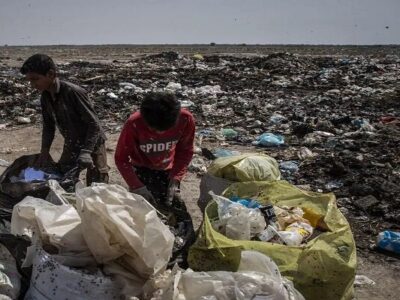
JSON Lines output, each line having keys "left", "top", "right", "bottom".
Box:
{"left": 20, "top": 54, "right": 109, "bottom": 185}
{"left": 115, "top": 92, "right": 195, "bottom": 209}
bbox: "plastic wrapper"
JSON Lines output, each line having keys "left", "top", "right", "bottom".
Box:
{"left": 210, "top": 192, "right": 266, "bottom": 240}
{"left": 277, "top": 222, "right": 314, "bottom": 246}
{"left": 145, "top": 250, "right": 304, "bottom": 300}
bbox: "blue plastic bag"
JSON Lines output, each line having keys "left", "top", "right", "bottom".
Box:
{"left": 253, "top": 133, "right": 285, "bottom": 147}
{"left": 213, "top": 148, "right": 241, "bottom": 158}
{"left": 377, "top": 231, "right": 400, "bottom": 254}
{"left": 230, "top": 196, "right": 261, "bottom": 208}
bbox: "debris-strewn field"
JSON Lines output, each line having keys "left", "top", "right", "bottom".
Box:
{"left": 1, "top": 45, "right": 399, "bottom": 299}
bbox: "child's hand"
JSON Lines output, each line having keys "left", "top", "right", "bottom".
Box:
{"left": 77, "top": 149, "right": 94, "bottom": 168}
{"left": 166, "top": 179, "right": 180, "bottom": 207}
{"left": 130, "top": 186, "right": 156, "bottom": 203}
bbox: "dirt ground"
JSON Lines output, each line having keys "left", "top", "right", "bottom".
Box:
{"left": 0, "top": 125, "right": 398, "bottom": 300}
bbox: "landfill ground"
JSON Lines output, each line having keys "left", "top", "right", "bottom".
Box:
{"left": 1, "top": 45, "right": 400, "bottom": 299}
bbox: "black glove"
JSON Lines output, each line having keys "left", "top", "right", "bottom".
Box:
{"left": 77, "top": 149, "right": 94, "bottom": 168}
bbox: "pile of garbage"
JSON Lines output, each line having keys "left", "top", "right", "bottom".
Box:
{"left": 0, "top": 178, "right": 306, "bottom": 299}
{"left": 210, "top": 192, "right": 315, "bottom": 246}
{"left": 10, "top": 181, "right": 175, "bottom": 299}
{"left": 2, "top": 52, "right": 398, "bottom": 232}
{"left": 145, "top": 250, "right": 304, "bottom": 300}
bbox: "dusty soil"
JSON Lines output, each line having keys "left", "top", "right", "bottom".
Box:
{"left": 0, "top": 125, "right": 398, "bottom": 300}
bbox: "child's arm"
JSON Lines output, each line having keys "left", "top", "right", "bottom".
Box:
{"left": 69, "top": 88, "right": 101, "bottom": 152}
{"left": 169, "top": 113, "right": 195, "bottom": 181}
{"left": 115, "top": 118, "right": 144, "bottom": 190}
{"left": 40, "top": 97, "right": 56, "bottom": 153}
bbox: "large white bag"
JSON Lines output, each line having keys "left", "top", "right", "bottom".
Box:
{"left": 144, "top": 250, "right": 304, "bottom": 300}
{"left": 11, "top": 196, "right": 89, "bottom": 258}
{"left": 76, "top": 184, "right": 175, "bottom": 278}
{"left": 24, "top": 247, "right": 121, "bottom": 300}
{"left": 0, "top": 243, "right": 20, "bottom": 300}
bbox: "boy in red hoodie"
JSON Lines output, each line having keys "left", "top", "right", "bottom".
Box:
{"left": 115, "top": 92, "right": 195, "bottom": 210}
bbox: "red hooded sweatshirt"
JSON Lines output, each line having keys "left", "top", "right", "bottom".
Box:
{"left": 115, "top": 109, "right": 195, "bottom": 189}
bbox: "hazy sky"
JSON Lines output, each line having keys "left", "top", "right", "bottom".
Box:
{"left": 0, "top": 0, "right": 399, "bottom": 45}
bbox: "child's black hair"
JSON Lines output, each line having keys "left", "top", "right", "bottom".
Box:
{"left": 20, "top": 54, "right": 56, "bottom": 76}
{"left": 140, "top": 92, "right": 181, "bottom": 131}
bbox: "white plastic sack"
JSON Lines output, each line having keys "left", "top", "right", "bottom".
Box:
{"left": 24, "top": 247, "right": 121, "bottom": 300}
{"left": 0, "top": 243, "right": 20, "bottom": 299}
{"left": 75, "top": 184, "right": 174, "bottom": 278}
{"left": 11, "top": 196, "right": 89, "bottom": 257}
{"left": 145, "top": 250, "right": 304, "bottom": 300}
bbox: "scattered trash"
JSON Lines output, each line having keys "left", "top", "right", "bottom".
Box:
{"left": 0, "top": 159, "right": 10, "bottom": 167}
{"left": 192, "top": 53, "right": 204, "bottom": 61}
{"left": 354, "top": 275, "right": 376, "bottom": 287}
{"left": 1, "top": 49, "right": 400, "bottom": 298}
{"left": 179, "top": 100, "right": 195, "bottom": 108}
{"left": 353, "top": 195, "right": 380, "bottom": 212}
{"left": 280, "top": 161, "right": 299, "bottom": 174}
{"left": 194, "top": 85, "right": 223, "bottom": 95}
{"left": 213, "top": 148, "right": 241, "bottom": 158}
{"left": 16, "top": 117, "right": 31, "bottom": 124}
{"left": 106, "top": 92, "right": 118, "bottom": 99}
{"left": 297, "top": 147, "right": 315, "bottom": 160}
{"left": 270, "top": 113, "right": 287, "bottom": 124}
{"left": 165, "top": 82, "right": 182, "bottom": 92}
{"left": 325, "top": 180, "right": 344, "bottom": 191}
{"left": 376, "top": 231, "right": 400, "bottom": 255}
{"left": 188, "top": 156, "right": 207, "bottom": 173}
{"left": 221, "top": 128, "right": 238, "bottom": 140}
{"left": 253, "top": 133, "right": 285, "bottom": 147}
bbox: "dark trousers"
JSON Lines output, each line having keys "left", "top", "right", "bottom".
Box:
{"left": 135, "top": 166, "right": 195, "bottom": 267}
{"left": 135, "top": 167, "right": 185, "bottom": 213}
{"left": 58, "top": 142, "right": 109, "bottom": 186}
